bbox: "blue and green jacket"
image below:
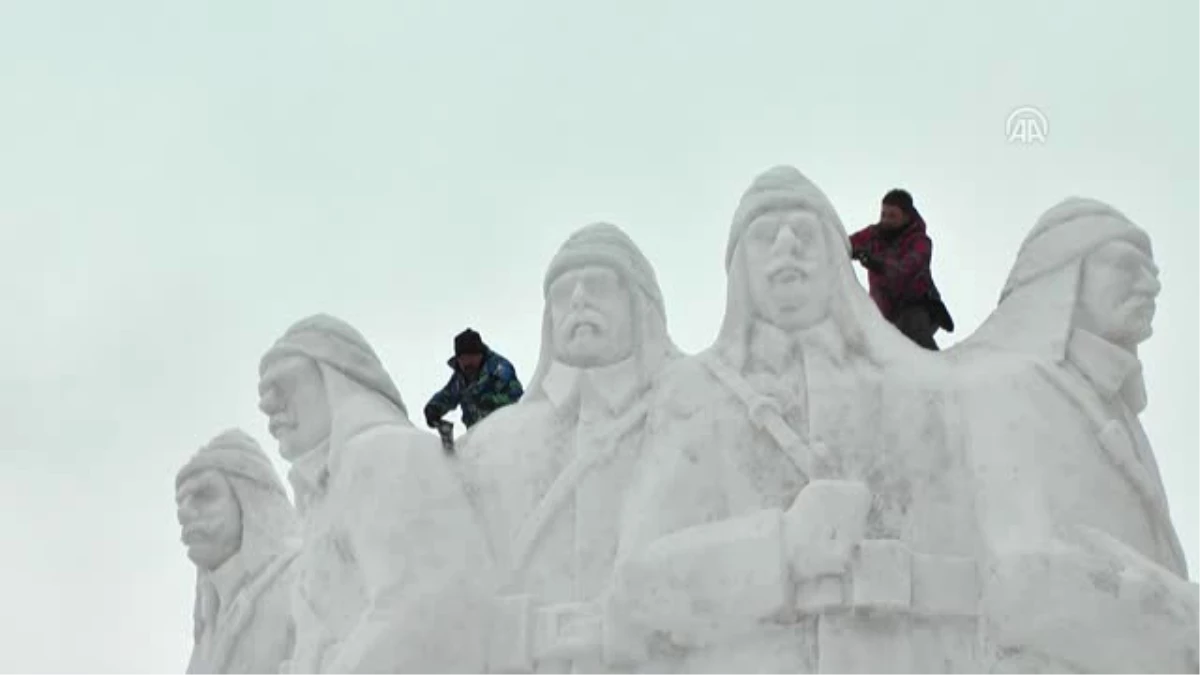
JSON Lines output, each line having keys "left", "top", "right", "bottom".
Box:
{"left": 423, "top": 349, "right": 524, "bottom": 428}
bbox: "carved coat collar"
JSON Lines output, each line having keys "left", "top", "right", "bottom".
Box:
{"left": 1066, "top": 328, "right": 1147, "bottom": 413}
{"left": 287, "top": 437, "right": 331, "bottom": 514}
{"left": 746, "top": 320, "right": 848, "bottom": 375}
{"left": 540, "top": 357, "right": 643, "bottom": 419}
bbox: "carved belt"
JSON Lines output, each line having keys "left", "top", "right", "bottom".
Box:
{"left": 485, "top": 545, "right": 979, "bottom": 672}
{"left": 798, "top": 540, "right": 980, "bottom": 618}
{"left": 486, "top": 595, "right": 604, "bottom": 672}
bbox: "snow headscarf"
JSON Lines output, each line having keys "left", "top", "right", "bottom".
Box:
{"left": 260, "top": 313, "right": 412, "bottom": 509}
{"left": 178, "top": 429, "right": 298, "bottom": 647}
{"left": 260, "top": 313, "right": 408, "bottom": 418}
{"left": 962, "top": 197, "right": 1155, "bottom": 363}
{"left": 716, "top": 165, "right": 923, "bottom": 369}
{"left": 525, "top": 222, "right": 682, "bottom": 402}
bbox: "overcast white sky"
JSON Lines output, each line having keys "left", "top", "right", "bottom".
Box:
{"left": 0, "top": 1, "right": 1195, "bottom": 672}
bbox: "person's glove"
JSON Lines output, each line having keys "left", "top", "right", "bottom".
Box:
{"left": 853, "top": 249, "right": 884, "bottom": 272}
{"left": 423, "top": 405, "right": 442, "bottom": 429}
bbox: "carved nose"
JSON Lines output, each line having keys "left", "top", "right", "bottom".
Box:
{"left": 177, "top": 504, "right": 196, "bottom": 526}
{"left": 569, "top": 281, "right": 587, "bottom": 309}
{"left": 258, "top": 391, "right": 279, "bottom": 416}
{"left": 773, "top": 226, "right": 799, "bottom": 252}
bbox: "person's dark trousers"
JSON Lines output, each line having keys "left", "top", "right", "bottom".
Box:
{"left": 891, "top": 303, "right": 940, "bottom": 351}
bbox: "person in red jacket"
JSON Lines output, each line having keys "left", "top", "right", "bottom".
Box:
{"left": 849, "top": 189, "right": 954, "bottom": 350}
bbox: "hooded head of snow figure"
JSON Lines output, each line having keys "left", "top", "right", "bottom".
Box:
{"left": 176, "top": 429, "right": 299, "bottom": 647}
{"left": 524, "top": 222, "right": 682, "bottom": 404}
{"left": 717, "top": 165, "right": 919, "bottom": 370}
{"left": 1003, "top": 198, "right": 1158, "bottom": 350}
{"left": 257, "top": 313, "right": 410, "bottom": 508}
{"left": 176, "top": 428, "right": 297, "bottom": 571}
{"left": 966, "top": 198, "right": 1159, "bottom": 409}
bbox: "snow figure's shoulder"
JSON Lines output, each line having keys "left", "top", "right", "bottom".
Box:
{"left": 649, "top": 352, "right": 727, "bottom": 417}
{"left": 335, "top": 422, "right": 448, "bottom": 484}
{"left": 459, "top": 398, "right": 556, "bottom": 464}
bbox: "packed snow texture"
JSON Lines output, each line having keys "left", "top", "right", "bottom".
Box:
{"left": 173, "top": 166, "right": 1199, "bottom": 674}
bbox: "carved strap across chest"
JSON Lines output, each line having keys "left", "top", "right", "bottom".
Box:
{"left": 505, "top": 399, "right": 650, "bottom": 586}
{"left": 699, "top": 352, "right": 830, "bottom": 482}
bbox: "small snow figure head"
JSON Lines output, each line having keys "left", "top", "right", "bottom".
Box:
{"left": 175, "top": 428, "right": 296, "bottom": 571}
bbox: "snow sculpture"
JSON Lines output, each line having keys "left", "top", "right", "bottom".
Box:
{"left": 176, "top": 429, "right": 300, "bottom": 674}
{"left": 457, "top": 222, "right": 683, "bottom": 673}
{"left": 167, "top": 173, "right": 1197, "bottom": 675}
{"left": 603, "top": 166, "right": 980, "bottom": 672}
{"left": 256, "top": 314, "right": 494, "bottom": 673}
{"left": 950, "top": 198, "right": 1198, "bottom": 672}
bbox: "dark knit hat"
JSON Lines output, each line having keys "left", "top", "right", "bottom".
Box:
{"left": 454, "top": 328, "right": 485, "bottom": 356}
{"left": 882, "top": 188, "right": 915, "bottom": 215}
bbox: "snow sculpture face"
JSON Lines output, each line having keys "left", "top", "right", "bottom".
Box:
{"left": 1077, "top": 240, "right": 1161, "bottom": 347}
{"left": 742, "top": 208, "right": 833, "bottom": 331}
{"left": 258, "top": 355, "right": 332, "bottom": 460}
{"left": 548, "top": 265, "right": 634, "bottom": 368}
{"left": 176, "top": 469, "right": 242, "bottom": 571}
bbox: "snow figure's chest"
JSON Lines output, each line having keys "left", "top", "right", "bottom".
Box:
{"left": 516, "top": 402, "right": 648, "bottom": 603}
{"left": 295, "top": 492, "right": 367, "bottom": 640}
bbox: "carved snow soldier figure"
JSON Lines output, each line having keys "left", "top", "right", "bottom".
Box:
{"left": 604, "top": 166, "right": 979, "bottom": 673}
{"left": 257, "top": 314, "right": 493, "bottom": 673}
{"left": 176, "top": 428, "right": 300, "bottom": 674}
{"left": 954, "top": 197, "right": 1197, "bottom": 673}
{"left": 458, "top": 222, "right": 682, "bottom": 673}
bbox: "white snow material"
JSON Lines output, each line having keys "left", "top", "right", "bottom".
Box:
{"left": 176, "top": 169, "right": 1197, "bottom": 673}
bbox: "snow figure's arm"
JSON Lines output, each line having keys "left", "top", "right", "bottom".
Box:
{"left": 603, "top": 481, "right": 871, "bottom": 665}
{"left": 963, "top": 366, "right": 1198, "bottom": 671}
{"left": 981, "top": 532, "right": 1198, "bottom": 673}
{"left": 323, "top": 434, "right": 493, "bottom": 673}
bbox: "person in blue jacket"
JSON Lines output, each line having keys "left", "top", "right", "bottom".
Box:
{"left": 424, "top": 328, "right": 524, "bottom": 430}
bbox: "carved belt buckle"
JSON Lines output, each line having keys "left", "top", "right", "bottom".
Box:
{"left": 748, "top": 395, "right": 782, "bottom": 430}
{"left": 533, "top": 601, "right": 603, "bottom": 662}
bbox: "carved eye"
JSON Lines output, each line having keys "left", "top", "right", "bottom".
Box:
{"left": 584, "top": 270, "right": 620, "bottom": 296}
{"left": 549, "top": 275, "right": 577, "bottom": 303}
{"left": 194, "top": 483, "right": 216, "bottom": 503}
{"left": 749, "top": 219, "right": 776, "bottom": 242}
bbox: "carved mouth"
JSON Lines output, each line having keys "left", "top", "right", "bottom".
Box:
{"left": 268, "top": 416, "right": 292, "bottom": 437}
{"left": 769, "top": 265, "right": 804, "bottom": 283}
{"left": 572, "top": 322, "right": 601, "bottom": 337}
{"left": 181, "top": 526, "right": 211, "bottom": 545}
{"left": 566, "top": 314, "right": 604, "bottom": 338}
{"left": 1128, "top": 295, "right": 1156, "bottom": 316}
